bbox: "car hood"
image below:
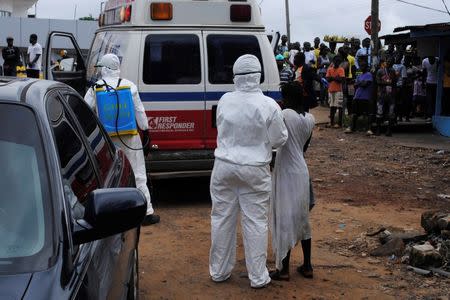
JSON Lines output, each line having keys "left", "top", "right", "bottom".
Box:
{"left": 0, "top": 273, "right": 32, "bottom": 300}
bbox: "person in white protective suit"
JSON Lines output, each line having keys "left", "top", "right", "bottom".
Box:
{"left": 209, "top": 54, "right": 288, "bottom": 288}
{"left": 84, "top": 53, "right": 159, "bottom": 226}
{"left": 270, "top": 81, "right": 315, "bottom": 281}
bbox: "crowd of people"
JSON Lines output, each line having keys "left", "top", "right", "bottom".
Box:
{"left": 275, "top": 35, "right": 444, "bottom": 136}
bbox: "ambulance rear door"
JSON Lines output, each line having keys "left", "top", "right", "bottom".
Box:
{"left": 203, "top": 31, "right": 271, "bottom": 148}
{"left": 138, "top": 31, "right": 206, "bottom": 150}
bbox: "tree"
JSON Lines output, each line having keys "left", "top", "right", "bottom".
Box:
{"left": 79, "top": 14, "right": 96, "bottom": 21}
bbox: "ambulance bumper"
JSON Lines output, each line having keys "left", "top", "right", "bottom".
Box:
{"left": 147, "top": 149, "right": 215, "bottom": 179}
{"left": 147, "top": 149, "right": 277, "bottom": 179}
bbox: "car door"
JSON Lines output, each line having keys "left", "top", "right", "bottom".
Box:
{"left": 60, "top": 90, "right": 138, "bottom": 300}
{"left": 45, "top": 32, "right": 87, "bottom": 95}
{"left": 45, "top": 91, "right": 102, "bottom": 299}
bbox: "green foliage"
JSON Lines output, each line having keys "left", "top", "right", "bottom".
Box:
{"left": 79, "top": 14, "right": 96, "bottom": 21}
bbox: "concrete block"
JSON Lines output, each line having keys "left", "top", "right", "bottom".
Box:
{"left": 410, "top": 243, "right": 443, "bottom": 268}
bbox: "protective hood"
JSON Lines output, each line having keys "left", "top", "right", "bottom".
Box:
{"left": 233, "top": 54, "right": 262, "bottom": 93}
{"left": 97, "top": 53, "right": 121, "bottom": 79}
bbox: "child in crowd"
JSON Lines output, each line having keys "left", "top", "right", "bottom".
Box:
{"left": 326, "top": 56, "right": 345, "bottom": 128}
{"left": 276, "top": 54, "right": 294, "bottom": 84}
{"left": 318, "top": 47, "right": 331, "bottom": 106}
{"left": 413, "top": 70, "right": 427, "bottom": 117}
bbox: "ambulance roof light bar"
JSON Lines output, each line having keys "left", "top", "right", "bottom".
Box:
{"left": 99, "top": 0, "right": 133, "bottom": 27}
{"left": 100, "top": 0, "right": 262, "bottom": 28}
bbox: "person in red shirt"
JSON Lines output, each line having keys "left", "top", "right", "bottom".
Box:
{"left": 326, "top": 56, "right": 345, "bottom": 127}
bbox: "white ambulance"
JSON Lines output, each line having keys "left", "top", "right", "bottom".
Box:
{"left": 45, "top": 0, "right": 280, "bottom": 178}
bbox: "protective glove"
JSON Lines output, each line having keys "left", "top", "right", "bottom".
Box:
{"left": 142, "top": 130, "right": 151, "bottom": 157}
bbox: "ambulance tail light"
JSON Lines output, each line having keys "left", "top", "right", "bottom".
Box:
{"left": 125, "top": 5, "right": 132, "bottom": 22}
{"left": 230, "top": 4, "right": 251, "bottom": 22}
{"left": 151, "top": 3, "right": 173, "bottom": 21}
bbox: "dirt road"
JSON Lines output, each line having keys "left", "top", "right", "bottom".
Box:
{"left": 139, "top": 128, "right": 450, "bottom": 299}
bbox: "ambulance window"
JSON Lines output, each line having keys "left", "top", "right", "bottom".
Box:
{"left": 143, "top": 35, "right": 201, "bottom": 84}
{"left": 207, "top": 35, "right": 264, "bottom": 84}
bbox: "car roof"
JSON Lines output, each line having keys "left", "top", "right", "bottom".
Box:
{"left": 0, "top": 77, "right": 72, "bottom": 112}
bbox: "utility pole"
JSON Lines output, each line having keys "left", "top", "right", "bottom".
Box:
{"left": 371, "top": 0, "right": 379, "bottom": 69}
{"left": 285, "top": 0, "right": 291, "bottom": 42}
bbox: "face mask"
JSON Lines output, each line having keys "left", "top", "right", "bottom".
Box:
{"left": 101, "top": 66, "right": 120, "bottom": 79}
{"left": 233, "top": 71, "right": 261, "bottom": 77}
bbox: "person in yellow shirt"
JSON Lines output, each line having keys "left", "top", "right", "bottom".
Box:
{"left": 343, "top": 45, "right": 356, "bottom": 117}
{"left": 313, "top": 37, "right": 321, "bottom": 69}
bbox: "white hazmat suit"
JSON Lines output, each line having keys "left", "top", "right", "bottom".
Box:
{"left": 84, "top": 54, "right": 154, "bottom": 215}
{"left": 209, "top": 54, "right": 288, "bottom": 288}
{"left": 271, "top": 110, "right": 315, "bottom": 270}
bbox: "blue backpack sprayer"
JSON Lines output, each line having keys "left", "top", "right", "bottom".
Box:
{"left": 95, "top": 79, "right": 149, "bottom": 150}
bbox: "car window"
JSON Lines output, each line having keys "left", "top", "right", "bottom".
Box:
{"left": 0, "top": 103, "right": 53, "bottom": 274}
{"left": 47, "top": 95, "right": 99, "bottom": 205}
{"left": 65, "top": 94, "right": 115, "bottom": 183}
{"left": 207, "top": 34, "right": 264, "bottom": 84}
{"left": 143, "top": 34, "right": 201, "bottom": 84}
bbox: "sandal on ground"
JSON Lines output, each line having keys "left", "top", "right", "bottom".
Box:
{"left": 269, "top": 269, "right": 290, "bottom": 281}
{"left": 297, "top": 265, "right": 314, "bottom": 279}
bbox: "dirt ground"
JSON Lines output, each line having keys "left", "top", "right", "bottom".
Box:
{"left": 138, "top": 127, "right": 450, "bottom": 300}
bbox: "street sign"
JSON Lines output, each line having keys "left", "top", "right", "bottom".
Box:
{"left": 364, "top": 16, "right": 381, "bottom": 35}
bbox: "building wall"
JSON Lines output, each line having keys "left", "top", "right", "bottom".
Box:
{"left": 0, "top": 0, "right": 13, "bottom": 16}
{"left": 0, "top": 17, "right": 98, "bottom": 50}
{"left": 0, "top": 0, "right": 37, "bottom": 17}
{"left": 417, "top": 37, "right": 439, "bottom": 57}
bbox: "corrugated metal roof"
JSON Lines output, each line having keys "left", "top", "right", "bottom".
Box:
{"left": 394, "top": 22, "right": 450, "bottom": 33}
{"left": 379, "top": 33, "right": 413, "bottom": 44}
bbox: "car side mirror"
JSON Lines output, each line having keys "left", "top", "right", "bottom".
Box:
{"left": 73, "top": 188, "right": 147, "bottom": 245}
